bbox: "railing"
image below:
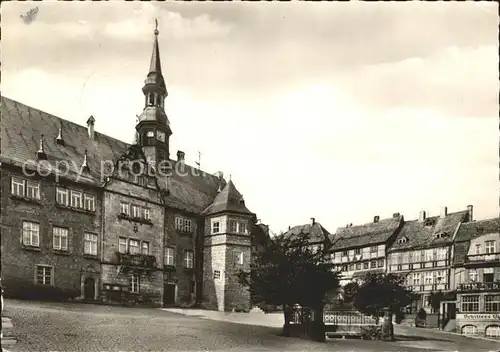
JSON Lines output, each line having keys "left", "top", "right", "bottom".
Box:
{"left": 116, "top": 252, "right": 156, "bottom": 269}
{"left": 457, "top": 281, "right": 500, "bottom": 292}
{"left": 465, "top": 253, "right": 500, "bottom": 263}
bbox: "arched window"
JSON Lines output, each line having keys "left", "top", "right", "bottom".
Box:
{"left": 148, "top": 93, "right": 155, "bottom": 106}
{"left": 461, "top": 325, "right": 478, "bottom": 336}
{"left": 485, "top": 325, "right": 500, "bottom": 338}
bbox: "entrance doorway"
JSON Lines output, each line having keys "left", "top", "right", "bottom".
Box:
{"left": 84, "top": 277, "right": 95, "bottom": 300}
{"left": 163, "top": 284, "right": 176, "bottom": 306}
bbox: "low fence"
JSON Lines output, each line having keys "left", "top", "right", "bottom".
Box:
{"left": 323, "top": 310, "right": 379, "bottom": 337}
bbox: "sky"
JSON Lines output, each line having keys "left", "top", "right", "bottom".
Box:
{"left": 2, "top": 1, "right": 499, "bottom": 234}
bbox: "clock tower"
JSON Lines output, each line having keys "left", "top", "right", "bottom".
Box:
{"left": 136, "top": 19, "right": 172, "bottom": 170}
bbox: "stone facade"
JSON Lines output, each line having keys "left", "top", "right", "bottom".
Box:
{"left": 0, "top": 165, "right": 102, "bottom": 300}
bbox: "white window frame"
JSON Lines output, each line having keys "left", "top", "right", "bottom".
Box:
{"left": 52, "top": 226, "right": 69, "bottom": 251}
{"left": 461, "top": 295, "right": 480, "bottom": 312}
{"left": 238, "top": 221, "right": 247, "bottom": 234}
{"left": 469, "top": 269, "right": 479, "bottom": 282}
{"left": 175, "top": 217, "right": 184, "bottom": 231}
{"left": 141, "top": 241, "right": 149, "bottom": 255}
{"left": 118, "top": 237, "right": 128, "bottom": 254}
{"left": 229, "top": 220, "right": 238, "bottom": 233}
{"left": 26, "top": 180, "right": 40, "bottom": 199}
{"left": 131, "top": 205, "right": 141, "bottom": 219}
{"left": 36, "top": 265, "right": 53, "bottom": 285}
{"left": 56, "top": 187, "right": 69, "bottom": 206}
{"left": 413, "top": 273, "right": 421, "bottom": 285}
{"left": 129, "top": 239, "right": 140, "bottom": 254}
{"left": 485, "top": 295, "right": 500, "bottom": 312}
{"left": 11, "top": 177, "right": 25, "bottom": 197}
{"left": 84, "top": 233, "right": 98, "bottom": 256}
{"left": 84, "top": 194, "right": 95, "bottom": 211}
{"left": 70, "top": 190, "right": 82, "bottom": 208}
{"left": 485, "top": 240, "right": 496, "bottom": 254}
{"left": 213, "top": 270, "right": 221, "bottom": 279}
{"left": 165, "top": 247, "right": 175, "bottom": 266}
{"left": 424, "top": 272, "right": 433, "bottom": 284}
{"left": 129, "top": 274, "right": 140, "bottom": 293}
{"left": 234, "top": 251, "right": 244, "bottom": 265}
{"left": 183, "top": 219, "right": 192, "bottom": 233}
{"left": 485, "top": 325, "right": 500, "bottom": 338}
{"left": 462, "top": 325, "right": 478, "bottom": 336}
{"left": 120, "top": 202, "right": 130, "bottom": 216}
{"left": 212, "top": 221, "right": 220, "bottom": 234}
{"left": 474, "top": 244, "right": 481, "bottom": 254}
{"left": 143, "top": 208, "right": 151, "bottom": 221}
{"left": 370, "top": 246, "right": 377, "bottom": 253}
{"left": 184, "top": 250, "right": 194, "bottom": 268}
{"left": 22, "top": 221, "right": 40, "bottom": 247}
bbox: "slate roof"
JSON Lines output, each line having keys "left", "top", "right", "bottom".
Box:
{"left": 329, "top": 215, "right": 404, "bottom": 251}
{"left": 388, "top": 210, "right": 469, "bottom": 252}
{"left": 201, "top": 180, "right": 254, "bottom": 217}
{"left": 453, "top": 217, "right": 500, "bottom": 266}
{"left": 282, "top": 222, "right": 332, "bottom": 245}
{"left": 1, "top": 96, "right": 225, "bottom": 214}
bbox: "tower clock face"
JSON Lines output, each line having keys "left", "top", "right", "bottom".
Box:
{"left": 156, "top": 130, "right": 166, "bottom": 142}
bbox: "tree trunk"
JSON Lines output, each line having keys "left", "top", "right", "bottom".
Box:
{"left": 382, "top": 309, "right": 394, "bottom": 341}
{"left": 282, "top": 304, "right": 291, "bottom": 336}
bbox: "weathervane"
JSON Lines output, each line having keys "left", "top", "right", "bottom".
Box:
{"left": 154, "top": 18, "right": 159, "bottom": 35}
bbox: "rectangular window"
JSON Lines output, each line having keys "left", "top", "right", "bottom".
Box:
{"left": 475, "top": 244, "right": 481, "bottom": 254}
{"left": 36, "top": 265, "right": 53, "bottom": 285}
{"left": 70, "top": 190, "right": 82, "bottom": 208}
{"left": 212, "top": 221, "right": 220, "bottom": 234}
{"left": 175, "top": 217, "right": 184, "bottom": 231}
{"left": 485, "top": 241, "right": 496, "bottom": 254}
{"left": 424, "top": 272, "right": 433, "bottom": 284}
{"left": 84, "top": 233, "right": 98, "bottom": 256}
{"left": 52, "top": 226, "right": 68, "bottom": 251}
{"left": 56, "top": 187, "right": 69, "bottom": 206}
{"left": 22, "top": 221, "right": 40, "bottom": 247}
{"left": 183, "top": 219, "right": 192, "bottom": 233}
{"left": 129, "top": 239, "right": 140, "bottom": 254}
{"left": 348, "top": 264, "right": 355, "bottom": 271}
{"left": 239, "top": 222, "right": 247, "bottom": 234}
{"left": 370, "top": 260, "right": 377, "bottom": 268}
{"left": 26, "top": 181, "right": 40, "bottom": 199}
{"left": 184, "top": 250, "right": 194, "bottom": 268}
{"left": 363, "top": 262, "right": 369, "bottom": 269}
{"left": 213, "top": 270, "right": 221, "bottom": 279}
{"left": 129, "top": 274, "right": 140, "bottom": 293}
{"left": 131, "top": 205, "right": 141, "bottom": 218}
{"left": 229, "top": 220, "right": 238, "bottom": 233}
{"left": 165, "top": 247, "right": 175, "bottom": 266}
{"left": 11, "top": 177, "right": 25, "bottom": 197}
{"left": 141, "top": 241, "right": 149, "bottom": 255}
{"left": 485, "top": 295, "right": 500, "bottom": 312}
{"left": 118, "top": 237, "right": 128, "bottom": 254}
{"left": 143, "top": 208, "right": 151, "bottom": 221}
{"left": 234, "top": 251, "right": 244, "bottom": 265}
{"left": 342, "top": 250, "right": 348, "bottom": 257}
{"left": 377, "top": 259, "right": 384, "bottom": 268}
{"left": 413, "top": 273, "right": 421, "bottom": 285}
{"left": 354, "top": 248, "right": 361, "bottom": 255}
{"left": 437, "top": 248, "right": 447, "bottom": 260}
{"left": 370, "top": 246, "right": 377, "bottom": 253}
{"left": 355, "top": 263, "right": 361, "bottom": 270}
{"left": 461, "top": 295, "right": 480, "bottom": 312}
{"left": 425, "top": 249, "right": 434, "bottom": 262}
{"left": 120, "top": 202, "right": 130, "bottom": 216}
{"left": 84, "top": 194, "right": 95, "bottom": 211}
{"left": 469, "top": 269, "right": 478, "bottom": 282}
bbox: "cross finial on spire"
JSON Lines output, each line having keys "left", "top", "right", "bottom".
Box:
{"left": 154, "top": 18, "right": 159, "bottom": 36}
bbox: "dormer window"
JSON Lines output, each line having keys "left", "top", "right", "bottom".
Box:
{"left": 397, "top": 237, "right": 408, "bottom": 244}
{"left": 424, "top": 219, "right": 434, "bottom": 227}
{"left": 434, "top": 232, "right": 447, "bottom": 239}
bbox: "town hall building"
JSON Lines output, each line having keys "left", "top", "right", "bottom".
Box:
{"left": 0, "top": 23, "right": 261, "bottom": 311}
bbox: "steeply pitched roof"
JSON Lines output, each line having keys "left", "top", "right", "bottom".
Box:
{"left": 453, "top": 217, "right": 500, "bottom": 266}
{"left": 201, "top": 180, "right": 254, "bottom": 217}
{"left": 1, "top": 96, "right": 222, "bottom": 214}
{"left": 282, "top": 222, "right": 331, "bottom": 245}
{"left": 388, "top": 210, "right": 469, "bottom": 252}
{"left": 330, "top": 215, "right": 403, "bottom": 251}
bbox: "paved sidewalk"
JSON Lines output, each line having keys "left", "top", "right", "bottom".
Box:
{"left": 160, "top": 308, "right": 284, "bottom": 327}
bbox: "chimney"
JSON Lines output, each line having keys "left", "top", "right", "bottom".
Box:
{"left": 466, "top": 205, "right": 473, "bottom": 222}
{"left": 81, "top": 149, "right": 89, "bottom": 173}
{"left": 177, "top": 150, "right": 185, "bottom": 162}
{"left": 393, "top": 212, "right": 400, "bottom": 218}
{"left": 311, "top": 217, "right": 316, "bottom": 225}
{"left": 441, "top": 206, "right": 448, "bottom": 218}
{"left": 419, "top": 210, "right": 426, "bottom": 222}
{"left": 36, "top": 134, "right": 47, "bottom": 160}
{"left": 288, "top": 225, "right": 291, "bottom": 231}
{"left": 373, "top": 216, "right": 380, "bottom": 223}
{"left": 87, "top": 115, "right": 95, "bottom": 139}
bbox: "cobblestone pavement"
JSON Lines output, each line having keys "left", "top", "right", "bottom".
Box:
{"left": 3, "top": 299, "right": 500, "bottom": 352}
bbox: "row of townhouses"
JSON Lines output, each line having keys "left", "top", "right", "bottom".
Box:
{"left": 0, "top": 26, "right": 270, "bottom": 313}
{"left": 284, "top": 209, "right": 499, "bottom": 339}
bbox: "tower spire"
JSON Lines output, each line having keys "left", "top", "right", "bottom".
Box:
{"left": 148, "top": 18, "right": 164, "bottom": 83}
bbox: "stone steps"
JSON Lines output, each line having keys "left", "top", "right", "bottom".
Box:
{"left": 2, "top": 316, "right": 17, "bottom": 347}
